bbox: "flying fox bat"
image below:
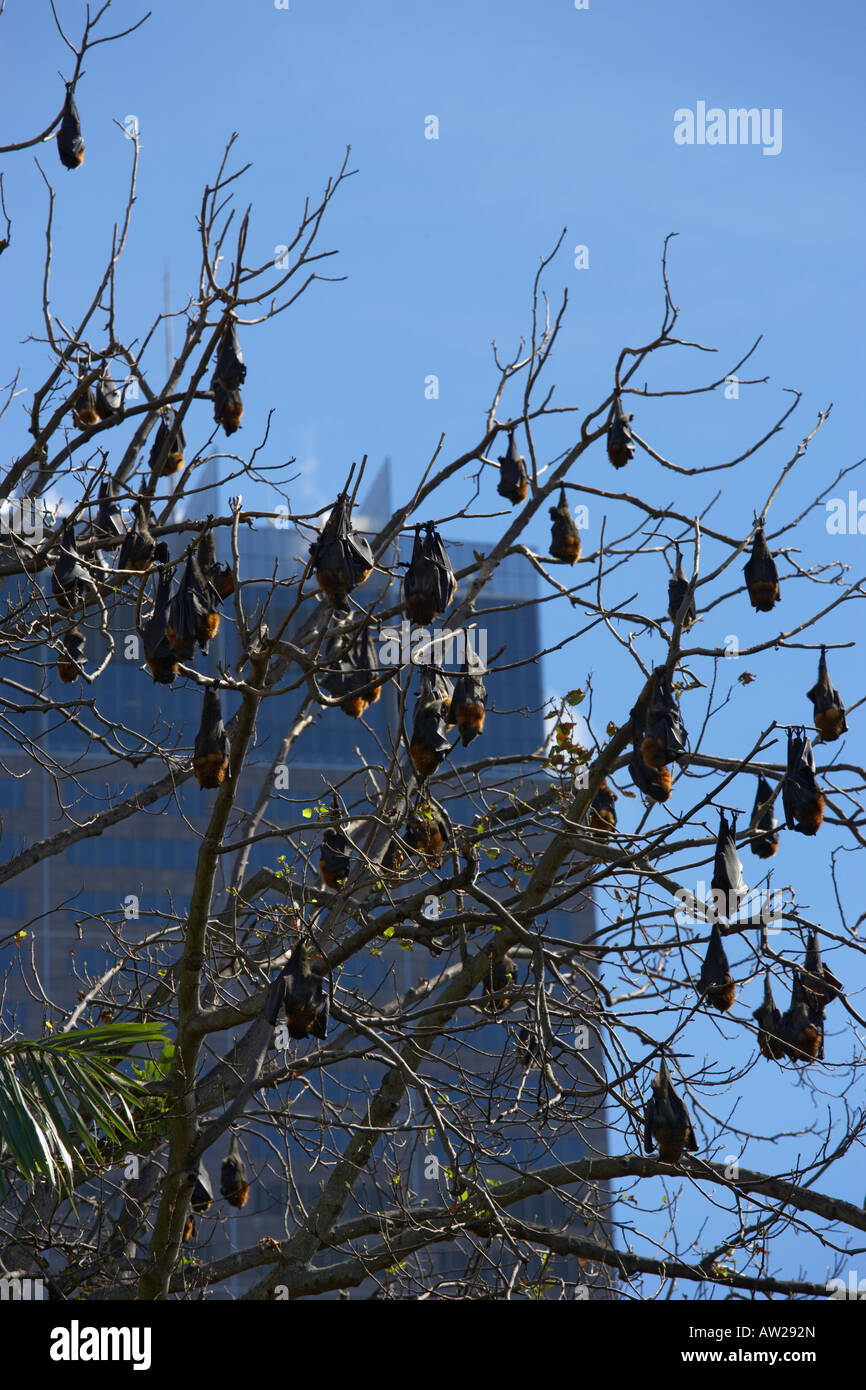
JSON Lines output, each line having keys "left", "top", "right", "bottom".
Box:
{"left": 667, "top": 551, "right": 696, "bottom": 629}
{"left": 807, "top": 648, "right": 847, "bottom": 742}
{"left": 743, "top": 521, "right": 780, "bottom": 612}
{"left": 782, "top": 973, "right": 823, "bottom": 1063}
{"left": 782, "top": 728, "right": 823, "bottom": 836}
{"left": 446, "top": 654, "right": 486, "bottom": 746}
{"left": 143, "top": 542, "right": 178, "bottom": 684}
{"left": 280, "top": 940, "right": 328, "bottom": 1040}
{"left": 548, "top": 487, "right": 581, "bottom": 564}
{"left": 497, "top": 430, "right": 528, "bottom": 504}
{"left": 322, "top": 624, "right": 381, "bottom": 718}
{"left": 220, "top": 1134, "right": 250, "bottom": 1209}
{"left": 182, "top": 1215, "right": 196, "bottom": 1243}
{"left": 189, "top": 1158, "right": 213, "bottom": 1213}
{"left": 213, "top": 381, "right": 243, "bottom": 436}
{"left": 588, "top": 780, "right": 617, "bottom": 833}
{"left": 710, "top": 812, "right": 748, "bottom": 915}
{"left": 607, "top": 395, "right": 635, "bottom": 468}
{"left": 51, "top": 525, "right": 95, "bottom": 611}
{"left": 56, "top": 84, "right": 84, "bottom": 170}
{"left": 753, "top": 973, "right": 786, "bottom": 1060}
{"left": 748, "top": 774, "right": 779, "bottom": 859}
{"left": 481, "top": 951, "right": 515, "bottom": 1015}
{"left": 309, "top": 493, "right": 374, "bottom": 608}
{"left": 193, "top": 688, "right": 231, "bottom": 789}
{"left": 643, "top": 1058, "right": 698, "bottom": 1163}
{"left": 320, "top": 796, "right": 351, "bottom": 889}
{"left": 95, "top": 477, "right": 125, "bottom": 539}
{"left": 196, "top": 528, "right": 235, "bottom": 600}
{"left": 118, "top": 498, "right": 157, "bottom": 573}
{"left": 517, "top": 1023, "right": 542, "bottom": 1068}
{"left": 698, "top": 920, "right": 735, "bottom": 1012}
{"left": 628, "top": 669, "right": 687, "bottom": 802}
{"left": 167, "top": 553, "right": 221, "bottom": 657}
{"left": 95, "top": 366, "right": 122, "bottom": 420}
{"left": 214, "top": 319, "right": 247, "bottom": 391}
{"left": 149, "top": 409, "right": 186, "bottom": 476}
{"left": 802, "top": 929, "right": 843, "bottom": 1012}
{"left": 410, "top": 668, "right": 453, "bottom": 778}
{"left": 404, "top": 801, "right": 450, "bottom": 864}
{"left": 57, "top": 624, "right": 86, "bottom": 683}
{"left": 72, "top": 365, "right": 99, "bottom": 428}
{"left": 404, "top": 522, "right": 457, "bottom": 623}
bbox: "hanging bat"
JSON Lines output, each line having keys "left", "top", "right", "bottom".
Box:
{"left": 748, "top": 774, "right": 779, "bottom": 859}
{"left": 628, "top": 669, "right": 687, "bottom": 802}
{"left": 607, "top": 395, "right": 635, "bottom": 468}
{"left": 193, "top": 687, "right": 231, "bottom": 789}
{"left": 481, "top": 950, "right": 515, "bottom": 1015}
{"left": 410, "top": 667, "right": 453, "bottom": 778}
{"left": 381, "top": 836, "right": 406, "bottom": 875}
{"left": 753, "top": 972, "right": 786, "bottom": 1060}
{"left": 320, "top": 795, "right": 351, "bottom": 889}
{"left": 588, "top": 780, "right": 617, "bottom": 833}
{"left": 404, "top": 522, "right": 457, "bottom": 623}
{"left": 782, "top": 728, "right": 823, "bottom": 836}
{"left": 189, "top": 1158, "right": 213, "bottom": 1213}
{"left": 143, "top": 543, "right": 178, "bottom": 685}
{"left": 72, "top": 364, "right": 99, "bottom": 428}
{"left": 548, "top": 487, "right": 581, "bottom": 564}
{"left": 517, "top": 1023, "right": 542, "bottom": 1068}
{"left": 56, "top": 84, "right": 84, "bottom": 170}
{"left": 118, "top": 498, "right": 157, "bottom": 573}
{"left": 280, "top": 940, "right": 328, "bottom": 1040}
{"left": 497, "top": 431, "right": 528, "bottom": 504}
{"left": 698, "top": 920, "right": 735, "bottom": 1012}
{"left": 781, "top": 973, "right": 823, "bottom": 1063}
{"left": 95, "top": 477, "right": 125, "bottom": 539}
{"left": 802, "top": 929, "right": 843, "bottom": 1012}
{"left": 213, "top": 381, "right": 243, "bottom": 436}
{"left": 743, "top": 520, "right": 780, "bottom": 612}
{"left": 149, "top": 409, "right": 186, "bottom": 476}
{"left": 404, "top": 801, "right": 451, "bottom": 864}
{"left": 710, "top": 812, "right": 748, "bottom": 915}
{"left": 51, "top": 525, "right": 95, "bottom": 611}
{"left": 167, "top": 552, "right": 221, "bottom": 657}
{"left": 214, "top": 318, "right": 247, "bottom": 391}
{"left": 182, "top": 1215, "right": 196, "bottom": 1244}
{"left": 309, "top": 493, "right": 374, "bottom": 608}
{"left": 667, "top": 550, "right": 696, "bottom": 629}
{"left": 196, "top": 527, "right": 235, "bottom": 600}
{"left": 57, "top": 625, "right": 86, "bottom": 684}
{"left": 807, "top": 648, "right": 847, "bottom": 742}
{"left": 95, "top": 366, "right": 123, "bottom": 420}
{"left": 322, "top": 623, "right": 381, "bottom": 718}
{"left": 446, "top": 652, "right": 486, "bottom": 746}
{"left": 643, "top": 1058, "right": 697, "bottom": 1163}
{"left": 220, "top": 1134, "right": 250, "bottom": 1209}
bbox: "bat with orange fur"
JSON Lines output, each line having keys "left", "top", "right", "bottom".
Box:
{"left": 193, "top": 688, "right": 231, "bottom": 790}
{"left": 643, "top": 1058, "right": 698, "bottom": 1163}
{"left": 607, "top": 394, "right": 635, "bottom": 468}
{"left": 309, "top": 493, "right": 374, "bottom": 609}
{"left": 404, "top": 522, "right": 457, "bottom": 623}
{"left": 57, "top": 84, "right": 84, "bottom": 169}
{"left": 446, "top": 653, "right": 486, "bottom": 746}
{"left": 743, "top": 520, "right": 780, "bottom": 612}
{"left": 548, "top": 487, "right": 581, "bottom": 564}
{"left": 497, "top": 430, "right": 528, "bottom": 504}
{"left": 748, "top": 775, "right": 779, "bottom": 859}
{"left": 410, "top": 668, "right": 453, "bottom": 778}
{"left": 782, "top": 728, "right": 823, "bottom": 836}
{"left": 807, "top": 648, "right": 847, "bottom": 742}
{"left": 698, "top": 920, "right": 735, "bottom": 1013}
{"left": 220, "top": 1134, "right": 250, "bottom": 1209}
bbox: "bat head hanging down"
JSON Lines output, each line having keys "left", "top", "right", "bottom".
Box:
{"left": 410, "top": 668, "right": 453, "bottom": 779}
{"left": 404, "top": 800, "right": 451, "bottom": 865}
{"left": 643, "top": 1058, "right": 698, "bottom": 1164}
{"left": 167, "top": 552, "right": 221, "bottom": 659}
{"left": 220, "top": 1134, "right": 250, "bottom": 1209}
{"left": 753, "top": 972, "right": 786, "bottom": 1061}
{"left": 193, "top": 687, "right": 231, "bottom": 790}
{"left": 588, "top": 780, "right": 617, "bottom": 833}
{"left": 56, "top": 83, "right": 84, "bottom": 170}
{"left": 279, "top": 940, "right": 329, "bottom": 1041}
{"left": 743, "top": 520, "right": 780, "bottom": 612}
{"left": 57, "top": 624, "right": 86, "bottom": 684}
{"left": 628, "top": 668, "right": 688, "bottom": 802}
{"left": 51, "top": 525, "right": 96, "bottom": 612}
{"left": 667, "top": 550, "right": 696, "bottom": 629}
{"left": 148, "top": 409, "right": 186, "bottom": 477}
{"left": 781, "top": 973, "right": 823, "bottom": 1063}
{"left": 196, "top": 527, "right": 235, "bottom": 601}
{"left": 321, "top": 623, "right": 381, "bottom": 719}
{"left": 72, "top": 363, "right": 99, "bottom": 428}
{"left": 781, "top": 728, "right": 823, "bottom": 836}
{"left": 748, "top": 774, "right": 779, "bottom": 859}
{"left": 697, "top": 919, "right": 735, "bottom": 1013}
{"left": 710, "top": 812, "right": 748, "bottom": 918}
{"left": 497, "top": 430, "right": 528, "bottom": 505}
{"left": 404, "top": 522, "right": 457, "bottom": 623}
{"left": 548, "top": 487, "right": 581, "bottom": 565}
{"left": 807, "top": 648, "right": 847, "bottom": 742}
{"left": 212, "top": 318, "right": 247, "bottom": 435}
{"left": 118, "top": 496, "right": 157, "bottom": 573}
{"left": 607, "top": 394, "right": 635, "bottom": 468}
{"left": 143, "top": 542, "right": 178, "bottom": 685}
{"left": 309, "top": 493, "right": 374, "bottom": 609}
{"left": 446, "top": 651, "right": 487, "bottom": 747}
{"left": 319, "top": 795, "right": 351, "bottom": 890}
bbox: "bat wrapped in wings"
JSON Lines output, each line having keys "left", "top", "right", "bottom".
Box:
{"left": 743, "top": 520, "right": 780, "bottom": 612}
{"left": 95, "top": 477, "right": 125, "bottom": 539}
{"left": 118, "top": 497, "right": 157, "bottom": 573}
{"left": 309, "top": 493, "right": 374, "bottom": 608}
{"left": 781, "top": 973, "right": 823, "bottom": 1063}
{"left": 807, "top": 648, "right": 847, "bottom": 742}
{"left": 643, "top": 1058, "right": 698, "bottom": 1163}
{"left": 781, "top": 728, "right": 823, "bottom": 836}
{"left": 628, "top": 669, "right": 688, "bottom": 803}
{"left": 196, "top": 527, "right": 235, "bottom": 601}
{"left": 56, "top": 84, "right": 84, "bottom": 170}
{"left": 319, "top": 795, "right": 351, "bottom": 889}
{"left": 220, "top": 1134, "right": 250, "bottom": 1209}
{"left": 404, "top": 799, "right": 451, "bottom": 864}
{"left": 748, "top": 774, "right": 779, "bottom": 859}
{"left": 446, "top": 651, "right": 486, "bottom": 746}
{"left": 667, "top": 550, "right": 696, "bottom": 629}
{"left": 149, "top": 408, "right": 186, "bottom": 477}
{"left": 481, "top": 949, "right": 515, "bottom": 1016}
{"left": 321, "top": 623, "right": 381, "bottom": 719}
{"left": 193, "top": 687, "right": 231, "bottom": 789}
{"left": 588, "top": 780, "right": 617, "bottom": 833}
{"left": 410, "top": 667, "right": 453, "bottom": 779}
{"left": 72, "top": 364, "right": 99, "bottom": 428}
{"left": 143, "top": 542, "right": 178, "bottom": 685}
{"left": 802, "top": 929, "right": 843, "bottom": 1012}
{"left": 51, "top": 525, "right": 96, "bottom": 611}
{"left": 167, "top": 552, "right": 221, "bottom": 658}
{"left": 548, "top": 487, "right": 581, "bottom": 564}
{"left": 212, "top": 318, "right": 246, "bottom": 435}
{"left": 607, "top": 394, "right": 635, "bottom": 468}
{"left": 404, "top": 522, "right": 457, "bottom": 623}
{"left": 753, "top": 972, "right": 786, "bottom": 1060}
{"left": 183, "top": 1157, "right": 214, "bottom": 1243}
{"left": 697, "top": 919, "right": 735, "bottom": 1013}
{"left": 95, "top": 366, "right": 123, "bottom": 421}
{"left": 497, "top": 430, "right": 528, "bottom": 504}
{"left": 710, "top": 812, "right": 747, "bottom": 917}
{"left": 57, "top": 624, "right": 86, "bottom": 684}
{"left": 279, "top": 940, "right": 329, "bottom": 1041}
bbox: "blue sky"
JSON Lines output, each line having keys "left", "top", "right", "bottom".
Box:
{"left": 1, "top": 0, "right": 864, "bottom": 1295}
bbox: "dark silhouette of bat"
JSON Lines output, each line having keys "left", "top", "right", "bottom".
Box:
{"left": 667, "top": 550, "right": 696, "bottom": 629}
{"left": 322, "top": 623, "right": 381, "bottom": 718}
{"left": 588, "top": 780, "right": 617, "bottom": 833}
{"left": 51, "top": 525, "right": 95, "bottom": 611}
{"left": 280, "top": 940, "right": 328, "bottom": 1040}
{"left": 149, "top": 409, "right": 186, "bottom": 476}
{"left": 517, "top": 1023, "right": 542, "bottom": 1068}
{"left": 743, "top": 520, "right": 779, "bottom": 611}
{"left": 118, "top": 497, "right": 157, "bottom": 573}
{"left": 320, "top": 795, "right": 351, "bottom": 889}
{"left": 95, "top": 366, "right": 122, "bottom": 420}
{"left": 381, "top": 836, "right": 406, "bottom": 875}
{"left": 446, "top": 652, "right": 486, "bottom": 746}
{"left": 748, "top": 774, "right": 779, "bottom": 859}
{"left": 95, "top": 477, "right": 125, "bottom": 538}
{"left": 72, "top": 364, "right": 99, "bottom": 428}
{"left": 711, "top": 812, "right": 747, "bottom": 916}
{"left": 497, "top": 430, "right": 528, "bottom": 504}
{"left": 193, "top": 688, "right": 231, "bottom": 789}
{"left": 56, "top": 84, "right": 84, "bottom": 170}
{"left": 698, "top": 920, "right": 735, "bottom": 1012}
{"left": 143, "top": 543, "right": 178, "bottom": 685}
{"left": 196, "top": 527, "right": 235, "bottom": 601}
{"left": 628, "top": 669, "right": 687, "bottom": 802}
{"left": 481, "top": 950, "right": 515, "bottom": 1015}
{"left": 410, "top": 668, "right": 453, "bottom": 778}
{"left": 781, "top": 973, "right": 823, "bottom": 1063}
{"left": 753, "top": 972, "right": 786, "bottom": 1060}
{"left": 404, "top": 800, "right": 450, "bottom": 864}
{"left": 404, "top": 522, "right": 457, "bottom": 623}
{"left": 802, "top": 930, "right": 843, "bottom": 1012}
{"left": 214, "top": 319, "right": 247, "bottom": 391}
{"left": 548, "top": 487, "right": 581, "bottom": 564}
{"left": 220, "top": 1134, "right": 250, "bottom": 1209}
{"left": 643, "top": 1058, "right": 697, "bottom": 1163}
{"left": 189, "top": 1159, "right": 213, "bottom": 1213}
{"left": 309, "top": 493, "right": 374, "bottom": 608}
{"left": 167, "top": 553, "right": 221, "bottom": 657}
{"left": 607, "top": 395, "right": 635, "bottom": 468}
{"left": 782, "top": 728, "right": 823, "bottom": 836}
{"left": 57, "top": 624, "right": 86, "bottom": 684}
{"left": 807, "top": 648, "right": 847, "bottom": 742}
